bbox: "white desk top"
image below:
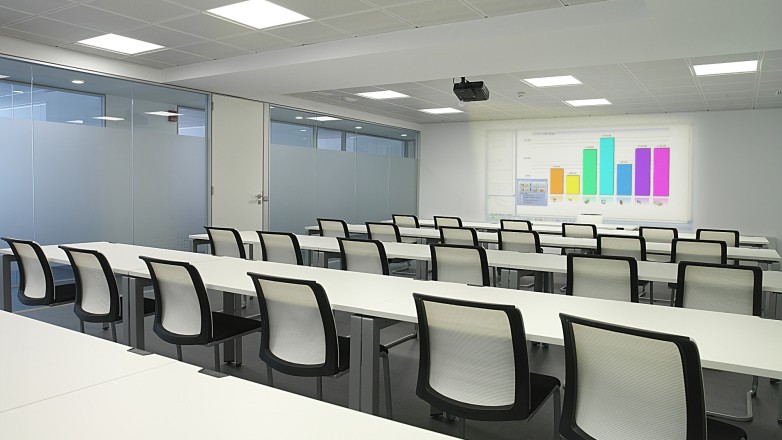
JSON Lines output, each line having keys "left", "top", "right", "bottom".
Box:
{"left": 0, "top": 311, "right": 174, "bottom": 413}
{"left": 0, "top": 362, "right": 450, "bottom": 439}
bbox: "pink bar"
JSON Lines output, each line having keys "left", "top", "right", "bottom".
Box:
{"left": 653, "top": 148, "right": 670, "bottom": 197}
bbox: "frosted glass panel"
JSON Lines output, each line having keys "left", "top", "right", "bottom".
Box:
{"left": 355, "top": 154, "right": 390, "bottom": 223}
{"left": 316, "top": 150, "right": 356, "bottom": 223}
{"left": 32, "top": 121, "right": 133, "bottom": 245}
{"left": 0, "top": 118, "right": 34, "bottom": 239}
{"left": 269, "top": 145, "right": 316, "bottom": 234}
{"left": 389, "top": 157, "right": 418, "bottom": 215}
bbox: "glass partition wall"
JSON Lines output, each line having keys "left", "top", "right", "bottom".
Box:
{"left": 269, "top": 106, "right": 418, "bottom": 234}
{"left": 0, "top": 57, "right": 208, "bottom": 250}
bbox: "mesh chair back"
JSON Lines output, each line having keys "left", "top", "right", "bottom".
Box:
{"left": 696, "top": 229, "right": 739, "bottom": 247}
{"left": 317, "top": 218, "right": 349, "bottom": 238}
{"left": 500, "top": 219, "right": 532, "bottom": 231}
{"left": 366, "top": 222, "right": 402, "bottom": 243}
{"left": 440, "top": 226, "right": 479, "bottom": 246}
{"left": 248, "top": 273, "right": 338, "bottom": 377}
{"left": 61, "top": 247, "right": 119, "bottom": 321}
{"left": 639, "top": 226, "right": 678, "bottom": 244}
{"left": 675, "top": 262, "right": 761, "bottom": 316}
{"left": 258, "top": 231, "right": 303, "bottom": 265}
{"left": 567, "top": 254, "right": 639, "bottom": 302}
{"left": 431, "top": 244, "right": 490, "bottom": 286}
{"left": 498, "top": 230, "right": 541, "bottom": 253}
{"left": 434, "top": 216, "right": 462, "bottom": 229}
{"left": 205, "top": 226, "right": 246, "bottom": 259}
{"left": 671, "top": 239, "right": 727, "bottom": 264}
{"left": 338, "top": 238, "right": 389, "bottom": 275}
{"left": 414, "top": 293, "right": 530, "bottom": 420}
{"left": 562, "top": 223, "right": 597, "bottom": 238}
{"left": 392, "top": 214, "right": 419, "bottom": 228}
{"left": 559, "top": 314, "right": 708, "bottom": 440}
{"left": 141, "top": 257, "right": 212, "bottom": 345}
{"left": 597, "top": 235, "right": 646, "bottom": 261}
{"left": 2, "top": 238, "right": 53, "bottom": 305}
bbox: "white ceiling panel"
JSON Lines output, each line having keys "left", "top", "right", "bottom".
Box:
{"left": 87, "top": 0, "right": 193, "bottom": 22}
{"left": 44, "top": 5, "right": 149, "bottom": 33}
{"left": 137, "top": 49, "right": 212, "bottom": 66}
{"left": 0, "top": 0, "right": 74, "bottom": 15}
{"left": 696, "top": 74, "right": 756, "bottom": 86}
{"left": 322, "top": 10, "right": 412, "bottom": 36}
{"left": 386, "top": 0, "right": 481, "bottom": 27}
{"left": 641, "top": 77, "right": 698, "bottom": 89}
{"left": 271, "top": 0, "right": 375, "bottom": 19}
{"left": 59, "top": 41, "right": 134, "bottom": 60}
{"left": 121, "top": 25, "right": 207, "bottom": 48}
{"left": 265, "top": 22, "right": 351, "bottom": 45}
{"left": 164, "top": 0, "right": 239, "bottom": 11}
{"left": 5, "top": 17, "right": 97, "bottom": 42}
{"left": 160, "top": 13, "right": 249, "bottom": 40}
{"left": 0, "top": 27, "right": 65, "bottom": 46}
{"left": 464, "top": 0, "right": 564, "bottom": 17}
{"left": 177, "top": 41, "right": 251, "bottom": 59}
{"left": 218, "top": 31, "right": 296, "bottom": 52}
{"left": 0, "top": 6, "right": 32, "bottom": 26}
{"left": 118, "top": 56, "right": 175, "bottom": 69}
{"left": 690, "top": 52, "right": 760, "bottom": 65}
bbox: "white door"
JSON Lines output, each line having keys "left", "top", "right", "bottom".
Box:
{"left": 210, "top": 94, "right": 265, "bottom": 230}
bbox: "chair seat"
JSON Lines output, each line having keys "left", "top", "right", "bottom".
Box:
{"left": 335, "top": 336, "right": 389, "bottom": 374}
{"left": 52, "top": 283, "right": 77, "bottom": 305}
{"left": 401, "top": 237, "right": 418, "bottom": 244}
{"left": 529, "top": 373, "right": 561, "bottom": 414}
{"left": 706, "top": 417, "right": 747, "bottom": 440}
{"left": 208, "top": 312, "right": 261, "bottom": 343}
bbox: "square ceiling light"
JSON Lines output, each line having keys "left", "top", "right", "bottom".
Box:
{"left": 207, "top": 0, "right": 309, "bottom": 30}
{"left": 419, "top": 108, "right": 463, "bottom": 114}
{"left": 564, "top": 99, "right": 611, "bottom": 107}
{"left": 78, "top": 34, "right": 163, "bottom": 55}
{"left": 693, "top": 60, "right": 758, "bottom": 76}
{"left": 355, "top": 90, "right": 410, "bottom": 100}
{"left": 522, "top": 75, "right": 582, "bottom": 87}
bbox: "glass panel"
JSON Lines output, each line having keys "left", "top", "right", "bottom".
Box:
{"left": 269, "top": 145, "right": 316, "bottom": 234}
{"left": 317, "top": 128, "right": 342, "bottom": 151}
{"left": 316, "top": 149, "right": 356, "bottom": 223}
{"left": 355, "top": 154, "right": 389, "bottom": 223}
{"left": 178, "top": 107, "right": 206, "bottom": 137}
{"left": 271, "top": 121, "right": 313, "bottom": 147}
{"left": 389, "top": 156, "right": 418, "bottom": 215}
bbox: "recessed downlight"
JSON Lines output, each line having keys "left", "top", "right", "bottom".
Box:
{"left": 355, "top": 126, "right": 362, "bottom": 129}
{"left": 71, "top": 80, "right": 85, "bottom": 84}
{"left": 401, "top": 134, "right": 408, "bottom": 137}
{"left": 295, "top": 116, "right": 304, "bottom": 119}
{"left": 207, "top": 0, "right": 309, "bottom": 30}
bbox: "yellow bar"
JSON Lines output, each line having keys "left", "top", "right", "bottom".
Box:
{"left": 550, "top": 168, "right": 564, "bottom": 194}
{"left": 566, "top": 175, "right": 580, "bottom": 195}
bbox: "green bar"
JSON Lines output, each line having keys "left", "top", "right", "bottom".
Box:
{"left": 583, "top": 149, "right": 597, "bottom": 195}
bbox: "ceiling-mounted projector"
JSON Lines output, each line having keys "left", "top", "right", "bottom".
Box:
{"left": 453, "top": 77, "right": 490, "bottom": 102}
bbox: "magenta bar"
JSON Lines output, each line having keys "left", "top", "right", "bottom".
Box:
{"left": 635, "top": 148, "right": 651, "bottom": 196}
{"left": 653, "top": 148, "right": 670, "bottom": 197}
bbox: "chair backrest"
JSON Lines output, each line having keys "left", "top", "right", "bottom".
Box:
{"left": 337, "top": 238, "right": 389, "bottom": 275}
{"left": 317, "top": 218, "right": 350, "bottom": 238}
{"left": 566, "top": 254, "right": 639, "bottom": 302}
{"left": 671, "top": 239, "right": 727, "bottom": 264}
{"left": 576, "top": 214, "right": 604, "bottom": 224}
{"left": 696, "top": 228, "right": 739, "bottom": 248}
{"left": 639, "top": 226, "right": 678, "bottom": 244}
{"left": 674, "top": 262, "right": 762, "bottom": 316}
{"left": 597, "top": 235, "right": 646, "bottom": 261}
{"left": 500, "top": 219, "right": 532, "bottom": 231}
{"left": 433, "top": 215, "right": 462, "bottom": 229}
{"left": 257, "top": 231, "right": 303, "bottom": 265}
{"left": 430, "top": 244, "right": 490, "bottom": 286}
{"left": 247, "top": 273, "right": 339, "bottom": 377}
{"left": 498, "top": 230, "right": 541, "bottom": 253}
{"left": 439, "top": 226, "right": 479, "bottom": 246}
{"left": 562, "top": 223, "right": 597, "bottom": 238}
{"left": 392, "top": 214, "right": 419, "bottom": 228}
{"left": 414, "top": 293, "right": 531, "bottom": 421}
{"left": 60, "top": 246, "right": 120, "bottom": 321}
{"left": 140, "top": 257, "right": 212, "bottom": 345}
{"left": 366, "top": 222, "right": 402, "bottom": 243}
{"left": 559, "top": 313, "right": 709, "bottom": 440}
{"left": 204, "top": 226, "right": 246, "bottom": 259}
{"left": 2, "top": 237, "right": 54, "bottom": 306}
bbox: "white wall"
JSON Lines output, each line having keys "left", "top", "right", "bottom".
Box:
{"left": 419, "top": 108, "right": 782, "bottom": 248}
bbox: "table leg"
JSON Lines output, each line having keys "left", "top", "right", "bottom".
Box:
{"left": 222, "top": 291, "right": 242, "bottom": 364}
{"left": 1, "top": 254, "right": 13, "bottom": 312}
{"left": 349, "top": 314, "right": 380, "bottom": 415}
{"left": 126, "top": 277, "right": 147, "bottom": 350}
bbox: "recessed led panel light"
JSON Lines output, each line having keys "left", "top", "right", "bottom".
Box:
{"left": 71, "top": 80, "right": 85, "bottom": 84}
{"left": 0, "top": 75, "right": 9, "bottom": 79}
{"left": 400, "top": 134, "right": 408, "bottom": 137}
{"left": 355, "top": 90, "right": 410, "bottom": 100}
{"left": 522, "top": 75, "right": 581, "bottom": 87}
{"left": 93, "top": 116, "right": 125, "bottom": 121}
{"left": 355, "top": 126, "right": 362, "bottom": 129}
{"left": 693, "top": 60, "right": 758, "bottom": 76}
{"left": 564, "top": 99, "right": 611, "bottom": 107}
{"left": 306, "top": 116, "right": 341, "bottom": 122}
{"left": 145, "top": 111, "right": 183, "bottom": 117}
{"left": 419, "top": 108, "right": 463, "bottom": 114}
{"left": 295, "top": 116, "right": 304, "bottom": 119}
{"left": 78, "top": 34, "right": 163, "bottom": 55}
{"left": 66, "top": 120, "right": 84, "bottom": 124}
{"left": 299, "top": 129, "right": 307, "bottom": 132}
{"left": 207, "top": 0, "right": 309, "bottom": 30}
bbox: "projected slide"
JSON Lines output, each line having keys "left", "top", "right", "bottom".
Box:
{"left": 486, "top": 125, "right": 691, "bottom": 222}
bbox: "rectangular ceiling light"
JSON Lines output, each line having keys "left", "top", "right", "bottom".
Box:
{"left": 355, "top": 90, "right": 410, "bottom": 100}
{"left": 78, "top": 34, "right": 163, "bottom": 55}
{"left": 66, "top": 120, "right": 84, "bottom": 124}
{"left": 419, "top": 108, "right": 463, "bottom": 114}
{"left": 145, "top": 111, "right": 183, "bottom": 117}
{"left": 306, "top": 116, "right": 341, "bottom": 121}
{"left": 93, "top": 116, "right": 125, "bottom": 121}
{"left": 522, "top": 75, "right": 582, "bottom": 87}
{"left": 0, "top": 75, "right": 8, "bottom": 79}
{"left": 207, "top": 0, "right": 309, "bottom": 30}
{"left": 564, "top": 98, "right": 611, "bottom": 107}
{"left": 693, "top": 60, "right": 758, "bottom": 76}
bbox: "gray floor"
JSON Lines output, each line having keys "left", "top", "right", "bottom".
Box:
{"left": 11, "top": 272, "right": 782, "bottom": 439}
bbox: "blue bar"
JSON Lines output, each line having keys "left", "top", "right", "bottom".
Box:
{"left": 599, "top": 137, "right": 615, "bottom": 195}
{"left": 617, "top": 164, "right": 632, "bottom": 196}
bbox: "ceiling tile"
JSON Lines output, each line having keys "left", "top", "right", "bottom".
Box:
{"left": 218, "top": 31, "right": 295, "bottom": 52}
{"left": 762, "top": 49, "right": 782, "bottom": 60}
{"left": 653, "top": 94, "right": 703, "bottom": 102}
{"left": 120, "top": 56, "right": 176, "bottom": 68}
{"left": 5, "top": 17, "right": 98, "bottom": 42}
{"left": 0, "top": 6, "right": 32, "bottom": 26}
{"left": 624, "top": 58, "right": 690, "bottom": 72}
{"left": 121, "top": 25, "right": 206, "bottom": 48}
{"left": 322, "top": 10, "right": 412, "bottom": 36}
{"left": 271, "top": 0, "right": 375, "bottom": 19}
{"left": 386, "top": 0, "right": 482, "bottom": 27}
{"left": 136, "top": 49, "right": 212, "bottom": 66}
{"left": 163, "top": 0, "right": 239, "bottom": 11}
{"left": 0, "top": 27, "right": 66, "bottom": 46}
{"left": 265, "top": 22, "right": 351, "bottom": 45}
{"left": 0, "top": 0, "right": 73, "bottom": 15}
{"left": 760, "top": 58, "right": 782, "bottom": 72}
{"left": 160, "top": 13, "right": 249, "bottom": 40}
{"left": 463, "top": 0, "right": 564, "bottom": 16}
{"left": 690, "top": 52, "right": 759, "bottom": 65}
{"left": 59, "top": 42, "right": 133, "bottom": 60}
{"left": 177, "top": 41, "right": 251, "bottom": 59}
{"left": 641, "top": 77, "right": 697, "bottom": 89}
{"left": 88, "top": 0, "right": 195, "bottom": 22}
{"left": 44, "top": 5, "right": 149, "bottom": 33}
